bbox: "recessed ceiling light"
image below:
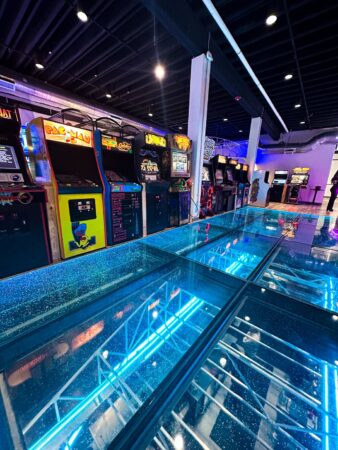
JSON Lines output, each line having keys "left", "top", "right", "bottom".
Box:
{"left": 105, "top": 93, "right": 112, "bottom": 98}
{"left": 148, "top": 112, "right": 153, "bottom": 117}
{"left": 154, "top": 63, "right": 165, "bottom": 81}
{"left": 239, "top": 129, "right": 243, "bottom": 133}
{"left": 284, "top": 74, "right": 293, "bottom": 80}
{"left": 178, "top": 126, "right": 183, "bottom": 130}
{"left": 300, "top": 121, "right": 305, "bottom": 125}
{"left": 223, "top": 118, "right": 228, "bottom": 122}
{"left": 35, "top": 62, "right": 44, "bottom": 70}
{"left": 48, "top": 50, "right": 52, "bottom": 55}
{"left": 266, "top": 14, "right": 277, "bottom": 26}
{"left": 294, "top": 104, "right": 301, "bottom": 108}
{"left": 77, "top": 10, "right": 88, "bottom": 22}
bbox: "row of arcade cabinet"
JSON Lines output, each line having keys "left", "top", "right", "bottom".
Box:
{"left": 0, "top": 107, "right": 193, "bottom": 278}
{"left": 269, "top": 168, "right": 310, "bottom": 204}
{"left": 200, "top": 154, "right": 250, "bottom": 218}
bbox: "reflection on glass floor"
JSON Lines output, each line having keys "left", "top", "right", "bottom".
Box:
{"left": 143, "top": 221, "right": 227, "bottom": 255}
{"left": 0, "top": 243, "right": 175, "bottom": 343}
{"left": 186, "top": 231, "right": 277, "bottom": 279}
{"left": 149, "top": 306, "right": 338, "bottom": 450}
{"left": 240, "top": 211, "right": 300, "bottom": 239}
{"left": 4, "top": 264, "right": 233, "bottom": 450}
{"left": 258, "top": 243, "right": 338, "bottom": 313}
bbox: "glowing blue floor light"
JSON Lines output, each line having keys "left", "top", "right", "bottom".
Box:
{"left": 29, "top": 296, "right": 203, "bottom": 450}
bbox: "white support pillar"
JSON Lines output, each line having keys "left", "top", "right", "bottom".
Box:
{"left": 188, "top": 53, "right": 212, "bottom": 220}
{"left": 247, "top": 116, "right": 263, "bottom": 183}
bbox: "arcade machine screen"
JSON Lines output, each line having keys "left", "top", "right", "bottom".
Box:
{"left": 0, "top": 145, "right": 20, "bottom": 172}
{"left": 202, "top": 166, "right": 210, "bottom": 182}
{"left": 171, "top": 152, "right": 188, "bottom": 177}
{"left": 215, "top": 169, "right": 223, "bottom": 184}
{"left": 273, "top": 171, "right": 288, "bottom": 185}
{"left": 226, "top": 169, "right": 234, "bottom": 183}
{"left": 290, "top": 174, "right": 308, "bottom": 185}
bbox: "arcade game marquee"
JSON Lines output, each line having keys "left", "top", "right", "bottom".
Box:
{"left": 211, "top": 154, "right": 236, "bottom": 213}
{"left": 26, "top": 110, "right": 106, "bottom": 260}
{"left": 0, "top": 105, "right": 51, "bottom": 278}
{"left": 163, "top": 134, "right": 192, "bottom": 226}
{"left": 94, "top": 118, "right": 142, "bottom": 245}
{"left": 134, "top": 132, "right": 169, "bottom": 235}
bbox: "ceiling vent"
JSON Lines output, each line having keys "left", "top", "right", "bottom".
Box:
{"left": 0, "top": 75, "right": 16, "bottom": 92}
{"left": 283, "top": 148, "right": 296, "bottom": 154}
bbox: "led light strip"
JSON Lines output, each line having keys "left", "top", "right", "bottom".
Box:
{"left": 28, "top": 296, "right": 203, "bottom": 450}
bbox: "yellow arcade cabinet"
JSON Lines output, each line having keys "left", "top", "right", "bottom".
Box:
{"left": 26, "top": 109, "right": 106, "bottom": 260}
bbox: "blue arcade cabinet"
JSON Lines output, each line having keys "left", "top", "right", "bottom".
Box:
{"left": 94, "top": 118, "right": 142, "bottom": 246}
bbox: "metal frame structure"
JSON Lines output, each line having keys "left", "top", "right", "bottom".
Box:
{"left": 151, "top": 315, "right": 338, "bottom": 450}
{"left": 17, "top": 278, "right": 222, "bottom": 450}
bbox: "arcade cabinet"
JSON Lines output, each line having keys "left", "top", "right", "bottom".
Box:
{"left": 0, "top": 105, "right": 51, "bottom": 278}
{"left": 269, "top": 170, "right": 288, "bottom": 202}
{"left": 26, "top": 109, "right": 106, "bottom": 260}
{"left": 163, "top": 134, "right": 192, "bottom": 226}
{"left": 94, "top": 118, "right": 142, "bottom": 245}
{"left": 134, "top": 132, "right": 169, "bottom": 235}
{"left": 211, "top": 155, "right": 236, "bottom": 213}
{"left": 241, "top": 163, "right": 251, "bottom": 206}
{"left": 199, "top": 161, "right": 215, "bottom": 218}
{"left": 249, "top": 170, "right": 270, "bottom": 207}
{"left": 286, "top": 168, "right": 310, "bottom": 204}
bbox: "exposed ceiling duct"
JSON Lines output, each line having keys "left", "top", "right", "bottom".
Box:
{"left": 259, "top": 129, "right": 338, "bottom": 154}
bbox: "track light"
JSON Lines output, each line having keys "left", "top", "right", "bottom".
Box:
{"left": 154, "top": 64, "right": 165, "bottom": 81}
{"left": 77, "top": 10, "right": 88, "bottom": 22}
{"left": 266, "top": 14, "right": 277, "bottom": 26}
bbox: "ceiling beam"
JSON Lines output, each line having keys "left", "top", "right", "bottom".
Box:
{"left": 140, "top": 0, "right": 282, "bottom": 139}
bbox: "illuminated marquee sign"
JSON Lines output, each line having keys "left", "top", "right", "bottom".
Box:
{"left": 140, "top": 158, "right": 159, "bottom": 173}
{"left": 145, "top": 133, "right": 166, "bottom": 148}
{"left": 0, "top": 107, "right": 15, "bottom": 121}
{"left": 229, "top": 158, "right": 238, "bottom": 166}
{"left": 44, "top": 120, "right": 92, "bottom": 147}
{"left": 168, "top": 134, "right": 192, "bottom": 152}
{"left": 293, "top": 167, "right": 310, "bottom": 174}
{"left": 242, "top": 164, "right": 249, "bottom": 171}
{"left": 218, "top": 155, "right": 226, "bottom": 164}
{"left": 235, "top": 163, "right": 242, "bottom": 170}
{"left": 102, "top": 135, "right": 132, "bottom": 153}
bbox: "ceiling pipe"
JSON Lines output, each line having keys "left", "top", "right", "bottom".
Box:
{"left": 201, "top": 0, "right": 289, "bottom": 133}
{"left": 260, "top": 129, "right": 338, "bottom": 149}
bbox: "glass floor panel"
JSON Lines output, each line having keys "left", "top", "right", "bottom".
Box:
{"left": 185, "top": 230, "right": 278, "bottom": 280}
{"left": 1, "top": 259, "right": 241, "bottom": 450}
{"left": 240, "top": 211, "right": 301, "bottom": 239}
{"left": 0, "top": 242, "right": 178, "bottom": 344}
{"left": 143, "top": 221, "right": 228, "bottom": 255}
{"left": 206, "top": 208, "right": 263, "bottom": 230}
{"left": 149, "top": 287, "right": 338, "bottom": 450}
{"left": 257, "top": 240, "right": 338, "bottom": 313}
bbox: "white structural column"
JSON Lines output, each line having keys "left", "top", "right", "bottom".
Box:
{"left": 188, "top": 53, "right": 212, "bottom": 220}
{"left": 247, "top": 116, "right": 263, "bottom": 183}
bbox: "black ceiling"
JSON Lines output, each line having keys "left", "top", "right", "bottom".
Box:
{"left": 0, "top": 0, "right": 337, "bottom": 140}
